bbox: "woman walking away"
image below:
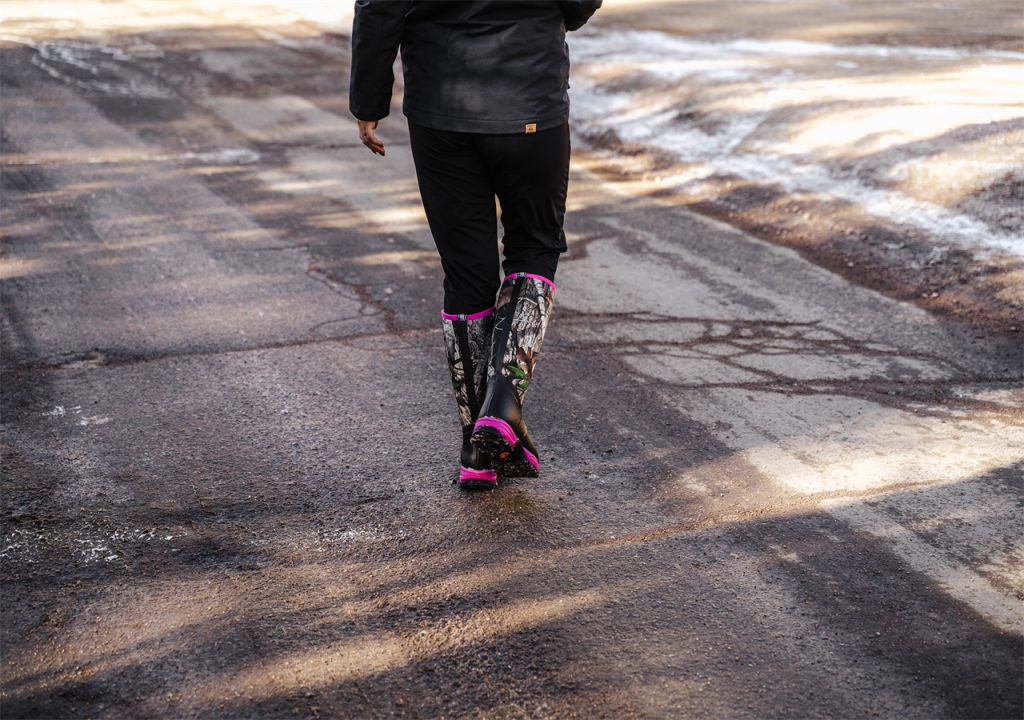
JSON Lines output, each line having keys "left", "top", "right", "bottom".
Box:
{"left": 349, "top": 0, "right": 602, "bottom": 489}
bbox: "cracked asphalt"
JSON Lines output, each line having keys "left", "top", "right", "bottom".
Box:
{"left": 2, "top": 3, "right": 1023, "bottom": 718}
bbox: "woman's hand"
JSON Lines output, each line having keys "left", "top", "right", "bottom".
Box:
{"left": 357, "top": 119, "right": 386, "bottom": 156}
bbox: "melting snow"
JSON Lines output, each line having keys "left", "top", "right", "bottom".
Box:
{"left": 569, "top": 29, "right": 1024, "bottom": 257}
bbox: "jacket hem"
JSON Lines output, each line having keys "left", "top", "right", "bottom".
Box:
{"left": 403, "top": 107, "right": 569, "bottom": 135}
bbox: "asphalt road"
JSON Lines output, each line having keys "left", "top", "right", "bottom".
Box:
{"left": 2, "top": 8, "right": 1023, "bottom": 720}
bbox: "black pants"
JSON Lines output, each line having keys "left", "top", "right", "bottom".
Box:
{"left": 408, "top": 122, "right": 570, "bottom": 314}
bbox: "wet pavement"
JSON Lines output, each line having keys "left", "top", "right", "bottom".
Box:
{"left": 2, "top": 2, "right": 1023, "bottom": 718}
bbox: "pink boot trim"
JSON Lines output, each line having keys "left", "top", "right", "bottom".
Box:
{"left": 459, "top": 466, "right": 498, "bottom": 485}
{"left": 473, "top": 416, "right": 519, "bottom": 446}
{"left": 520, "top": 446, "right": 540, "bottom": 472}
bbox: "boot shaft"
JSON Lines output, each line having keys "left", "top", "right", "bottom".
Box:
{"left": 488, "top": 273, "right": 556, "bottom": 401}
{"left": 442, "top": 308, "right": 495, "bottom": 428}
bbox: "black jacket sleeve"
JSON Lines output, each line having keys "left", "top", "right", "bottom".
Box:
{"left": 560, "top": 0, "right": 602, "bottom": 31}
{"left": 349, "top": 0, "right": 412, "bottom": 121}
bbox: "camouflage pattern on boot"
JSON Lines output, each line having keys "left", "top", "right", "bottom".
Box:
{"left": 442, "top": 307, "right": 497, "bottom": 488}
{"left": 472, "top": 273, "right": 556, "bottom": 478}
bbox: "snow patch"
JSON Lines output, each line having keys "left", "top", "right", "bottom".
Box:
{"left": 78, "top": 415, "right": 111, "bottom": 426}
{"left": 42, "top": 405, "right": 73, "bottom": 417}
{"left": 570, "top": 29, "right": 1024, "bottom": 257}
{"left": 14, "top": 37, "right": 174, "bottom": 98}
{"left": 571, "top": 30, "right": 1024, "bottom": 65}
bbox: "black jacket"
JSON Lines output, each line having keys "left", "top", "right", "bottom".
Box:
{"left": 350, "top": 0, "right": 601, "bottom": 134}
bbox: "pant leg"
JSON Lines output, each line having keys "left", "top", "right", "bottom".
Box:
{"left": 408, "top": 122, "right": 502, "bottom": 314}
{"left": 474, "top": 123, "right": 570, "bottom": 281}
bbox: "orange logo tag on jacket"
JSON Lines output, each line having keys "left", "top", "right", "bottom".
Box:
{"left": 525, "top": 123, "right": 537, "bottom": 134}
